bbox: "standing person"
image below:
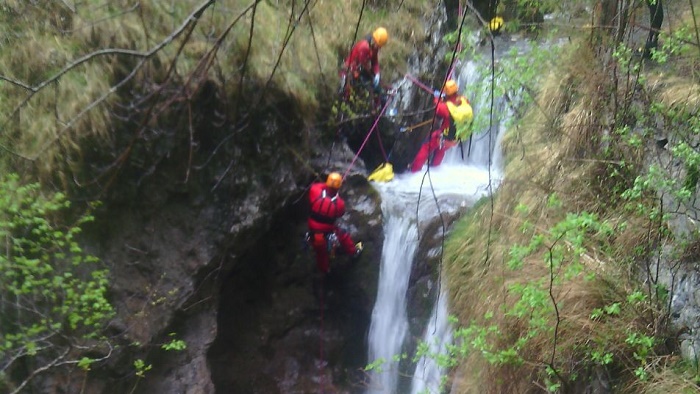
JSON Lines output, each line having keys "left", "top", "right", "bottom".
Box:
{"left": 644, "top": 0, "right": 663, "bottom": 58}
{"left": 410, "top": 80, "right": 473, "bottom": 172}
{"left": 339, "top": 27, "right": 389, "bottom": 98}
{"left": 307, "top": 172, "right": 363, "bottom": 274}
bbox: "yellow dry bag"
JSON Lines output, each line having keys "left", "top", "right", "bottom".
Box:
{"left": 446, "top": 96, "right": 474, "bottom": 141}
{"left": 367, "top": 162, "right": 394, "bottom": 182}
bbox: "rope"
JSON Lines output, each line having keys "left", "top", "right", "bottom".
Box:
{"left": 414, "top": 0, "right": 472, "bottom": 344}
{"left": 374, "top": 99, "right": 392, "bottom": 162}
{"left": 375, "top": 129, "right": 389, "bottom": 161}
{"left": 400, "top": 118, "right": 433, "bottom": 133}
{"left": 342, "top": 95, "right": 394, "bottom": 180}
{"left": 405, "top": 73, "right": 434, "bottom": 94}
{"left": 318, "top": 275, "right": 326, "bottom": 393}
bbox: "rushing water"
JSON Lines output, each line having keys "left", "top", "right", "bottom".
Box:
{"left": 365, "top": 205, "right": 417, "bottom": 394}
{"left": 410, "top": 290, "right": 452, "bottom": 394}
{"left": 365, "top": 162, "right": 498, "bottom": 394}
{"left": 364, "top": 50, "right": 516, "bottom": 392}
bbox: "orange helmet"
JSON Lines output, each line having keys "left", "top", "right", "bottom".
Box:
{"left": 326, "top": 172, "right": 343, "bottom": 189}
{"left": 443, "top": 80, "right": 458, "bottom": 96}
{"left": 372, "top": 27, "right": 389, "bottom": 48}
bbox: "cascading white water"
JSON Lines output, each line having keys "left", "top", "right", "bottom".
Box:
{"left": 364, "top": 49, "right": 519, "bottom": 392}
{"left": 365, "top": 203, "right": 418, "bottom": 394}
{"left": 365, "top": 159, "right": 497, "bottom": 394}
{"left": 410, "top": 290, "right": 451, "bottom": 394}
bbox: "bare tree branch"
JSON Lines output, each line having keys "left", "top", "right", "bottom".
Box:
{"left": 0, "top": 0, "right": 217, "bottom": 157}
{"left": 9, "top": 347, "right": 70, "bottom": 394}
{"left": 235, "top": 1, "right": 262, "bottom": 120}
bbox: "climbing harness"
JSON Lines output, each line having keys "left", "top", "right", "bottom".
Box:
{"left": 326, "top": 233, "right": 339, "bottom": 259}
{"left": 305, "top": 231, "right": 340, "bottom": 260}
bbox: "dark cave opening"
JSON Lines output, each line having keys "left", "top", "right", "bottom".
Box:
{"left": 207, "top": 202, "right": 374, "bottom": 393}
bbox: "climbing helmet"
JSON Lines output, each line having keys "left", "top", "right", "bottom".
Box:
{"left": 372, "top": 27, "right": 389, "bottom": 48}
{"left": 443, "top": 80, "right": 458, "bottom": 96}
{"left": 326, "top": 172, "right": 343, "bottom": 189}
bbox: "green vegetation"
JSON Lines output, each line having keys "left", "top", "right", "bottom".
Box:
{"left": 0, "top": 173, "right": 112, "bottom": 392}
{"left": 0, "top": 171, "right": 191, "bottom": 392}
{"left": 408, "top": 1, "right": 700, "bottom": 393}
{"left": 0, "top": 0, "right": 434, "bottom": 390}
{"left": 7, "top": 0, "right": 700, "bottom": 392}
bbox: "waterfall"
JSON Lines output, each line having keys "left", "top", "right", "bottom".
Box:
{"left": 363, "top": 48, "right": 517, "bottom": 392}
{"left": 365, "top": 203, "right": 417, "bottom": 394}
{"left": 365, "top": 159, "right": 497, "bottom": 394}
{"left": 410, "top": 291, "right": 451, "bottom": 394}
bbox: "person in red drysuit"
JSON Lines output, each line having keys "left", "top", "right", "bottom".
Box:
{"left": 410, "top": 80, "right": 470, "bottom": 172}
{"left": 339, "top": 27, "right": 389, "bottom": 97}
{"left": 307, "top": 172, "right": 363, "bottom": 274}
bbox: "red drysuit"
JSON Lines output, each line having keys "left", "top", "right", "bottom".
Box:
{"left": 410, "top": 94, "right": 464, "bottom": 172}
{"left": 343, "top": 35, "right": 380, "bottom": 83}
{"left": 307, "top": 182, "right": 358, "bottom": 273}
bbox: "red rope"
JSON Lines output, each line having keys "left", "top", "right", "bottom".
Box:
{"left": 342, "top": 95, "right": 394, "bottom": 180}
{"left": 375, "top": 128, "right": 389, "bottom": 161}
{"left": 404, "top": 73, "right": 434, "bottom": 94}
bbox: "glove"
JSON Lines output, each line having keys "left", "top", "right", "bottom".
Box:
{"left": 373, "top": 73, "right": 380, "bottom": 88}
{"left": 433, "top": 89, "right": 444, "bottom": 99}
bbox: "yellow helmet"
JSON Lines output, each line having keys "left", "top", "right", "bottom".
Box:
{"left": 489, "top": 16, "right": 504, "bottom": 33}
{"left": 372, "top": 27, "right": 389, "bottom": 48}
{"left": 443, "top": 80, "right": 458, "bottom": 96}
{"left": 326, "top": 172, "right": 343, "bottom": 189}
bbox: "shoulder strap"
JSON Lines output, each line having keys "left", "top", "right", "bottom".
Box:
{"left": 320, "top": 189, "right": 337, "bottom": 202}
{"left": 310, "top": 188, "right": 339, "bottom": 223}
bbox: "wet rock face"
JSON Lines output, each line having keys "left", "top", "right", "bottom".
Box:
{"left": 49, "top": 78, "right": 381, "bottom": 393}
{"left": 208, "top": 175, "right": 383, "bottom": 394}
{"left": 61, "top": 121, "right": 382, "bottom": 394}
{"left": 642, "top": 126, "right": 700, "bottom": 364}
{"left": 37, "top": 1, "right": 454, "bottom": 390}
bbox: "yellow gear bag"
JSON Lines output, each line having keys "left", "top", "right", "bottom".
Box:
{"left": 367, "top": 162, "right": 394, "bottom": 182}
{"left": 446, "top": 96, "right": 474, "bottom": 141}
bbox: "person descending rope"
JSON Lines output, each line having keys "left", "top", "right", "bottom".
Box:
{"left": 307, "top": 172, "right": 363, "bottom": 274}
{"left": 411, "top": 80, "right": 474, "bottom": 172}
{"left": 339, "top": 27, "right": 389, "bottom": 104}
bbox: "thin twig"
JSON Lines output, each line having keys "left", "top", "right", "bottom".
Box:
{"left": 10, "top": 348, "right": 70, "bottom": 394}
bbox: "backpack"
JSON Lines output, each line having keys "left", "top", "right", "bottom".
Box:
{"left": 446, "top": 96, "right": 474, "bottom": 141}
